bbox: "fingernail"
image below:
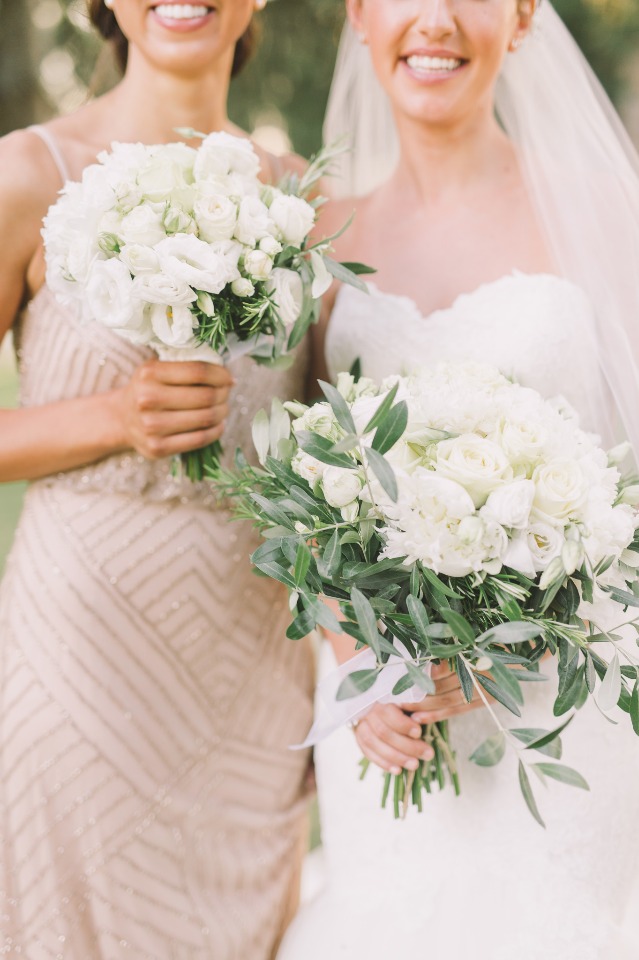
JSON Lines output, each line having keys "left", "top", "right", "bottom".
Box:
{"left": 391, "top": 766, "right": 402, "bottom": 776}
{"left": 422, "top": 748, "right": 434, "bottom": 761}
{"left": 409, "top": 726, "right": 421, "bottom": 738}
{"left": 406, "top": 759, "right": 419, "bottom": 771}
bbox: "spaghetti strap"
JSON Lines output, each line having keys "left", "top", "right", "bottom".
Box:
{"left": 27, "top": 125, "right": 71, "bottom": 185}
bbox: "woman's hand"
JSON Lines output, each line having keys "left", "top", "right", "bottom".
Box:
{"left": 113, "top": 360, "right": 234, "bottom": 460}
{"left": 353, "top": 662, "right": 485, "bottom": 775}
{"left": 406, "top": 661, "right": 485, "bottom": 726}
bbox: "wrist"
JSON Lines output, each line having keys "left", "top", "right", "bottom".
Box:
{"left": 96, "top": 388, "right": 129, "bottom": 456}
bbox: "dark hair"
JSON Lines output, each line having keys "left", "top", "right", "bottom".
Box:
{"left": 87, "top": 1, "right": 256, "bottom": 77}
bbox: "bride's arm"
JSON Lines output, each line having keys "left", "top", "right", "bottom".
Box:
{"left": 0, "top": 132, "right": 232, "bottom": 483}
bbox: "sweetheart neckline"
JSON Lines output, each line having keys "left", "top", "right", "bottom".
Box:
{"left": 334, "top": 271, "right": 587, "bottom": 326}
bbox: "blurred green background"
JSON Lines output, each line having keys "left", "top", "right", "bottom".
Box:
{"left": 1, "top": 0, "right": 639, "bottom": 571}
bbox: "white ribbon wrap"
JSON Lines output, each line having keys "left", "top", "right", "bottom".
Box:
{"left": 292, "top": 645, "right": 431, "bottom": 750}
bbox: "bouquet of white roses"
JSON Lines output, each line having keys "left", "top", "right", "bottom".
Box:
{"left": 43, "top": 132, "right": 368, "bottom": 480}
{"left": 213, "top": 362, "right": 639, "bottom": 822}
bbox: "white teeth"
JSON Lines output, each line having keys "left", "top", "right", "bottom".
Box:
{"left": 153, "top": 4, "right": 211, "bottom": 20}
{"left": 406, "top": 55, "right": 462, "bottom": 73}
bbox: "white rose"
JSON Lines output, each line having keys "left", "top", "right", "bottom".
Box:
{"left": 234, "top": 196, "right": 273, "bottom": 246}
{"left": 481, "top": 480, "right": 535, "bottom": 530}
{"left": 66, "top": 236, "right": 99, "bottom": 285}
{"left": 194, "top": 131, "right": 261, "bottom": 180}
{"left": 194, "top": 194, "right": 238, "bottom": 242}
{"left": 292, "top": 402, "right": 341, "bottom": 442}
{"left": 494, "top": 418, "right": 549, "bottom": 474}
{"left": 291, "top": 451, "right": 327, "bottom": 484}
{"left": 118, "top": 204, "right": 167, "bottom": 246}
{"left": 269, "top": 195, "right": 316, "bottom": 246}
{"left": 149, "top": 301, "right": 197, "bottom": 348}
{"left": 133, "top": 273, "right": 196, "bottom": 305}
{"left": 244, "top": 249, "right": 273, "bottom": 281}
{"left": 163, "top": 205, "right": 197, "bottom": 236}
{"left": 155, "top": 234, "right": 240, "bottom": 294}
{"left": 119, "top": 244, "right": 160, "bottom": 276}
{"left": 85, "top": 258, "right": 143, "bottom": 330}
{"left": 435, "top": 434, "right": 513, "bottom": 507}
{"left": 266, "top": 268, "right": 303, "bottom": 329}
{"left": 136, "top": 145, "right": 195, "bottom": 206}
{"left": 322, "top": 466, "right": 364, "bottom": 508}
{"left": 232, "top": 277, "right": 255, "bottom": 298}
{"left": 526, "top": 520, "right": 565, "bottom": 572}
{"left": 532, "top": 458, "right": 588, "bottom": 520}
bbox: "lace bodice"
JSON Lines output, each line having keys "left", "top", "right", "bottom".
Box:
{"left": 327, "top": 272, "right": 606, "bottom": 439}
{"left": 14, "top": 286, "right": 307, "bottom": 502}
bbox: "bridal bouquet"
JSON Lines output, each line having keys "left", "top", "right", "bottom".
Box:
{"left": 213, "top": 362, "right": 639, "bottom": 823}
{"left": 43, "top": 132, "right": 366, "bottom": 480}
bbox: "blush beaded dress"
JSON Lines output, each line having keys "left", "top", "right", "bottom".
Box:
{"left": 0, "top": 127, "right": 314, "bottom": 960}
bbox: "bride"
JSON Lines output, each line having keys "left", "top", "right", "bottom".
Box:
{"left": 279, "top": 0, "right": 639, "bottom": 957}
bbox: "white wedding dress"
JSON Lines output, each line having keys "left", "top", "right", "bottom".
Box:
{"left": 279, "top": 273, "right": 639, "bottom": 960}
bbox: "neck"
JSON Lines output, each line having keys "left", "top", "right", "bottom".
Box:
{"left": 391, "top": 104, "right": 514, "bottom": 207}
{"left": 98, "top": 50, "right": 233, "bottom": 144}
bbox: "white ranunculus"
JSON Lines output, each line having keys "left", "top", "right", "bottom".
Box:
{"left": 85, "top": 258, "right": 142, "bottom": 330}
{"left": 119, "top": 244, "right": 160, "bottom": 276}
{"left": 322, "top": 466, "right": 364, "bottom": 508}
{"left": 525, "top": 519, "right": 565, "bottom": 572}
{"left": 133, "top": 273, "right": 196, "bottom": 306}
{"left": 194, "top": 194, "right": 238, "bottom": 242}
{"left": 244, "top": 249, "right": 273, "bottom": 281}
{"left": 234, "top": 196, "right": 273, "bottom": 246}
{"left": 291, "top": 451, "right": 327, "bottom": 485}
{"left": 194, "top": 131, "right": 261, "bottom": 181}
{"left": 435, "top": 434, "right": 513, "bottom": 507}
{"left": 269, "top": 195, "right": 316, "bottom": 246}
{"left": 232, "top": 277, "right": 255, "bottom": 298}
{"left": 481, "top": 480, "right": 535, "bottom": 530}
{"left": 532, "top": 458, "right": 588, "bottom": 521}
{"left": 149, "top": 301, "right": 197, "bottom": 348}
{"left": 155, "top": 234, "right": 240, "bottom": 294}
{"left": 266, "top": 268, "right": 304, "bottom": 329}
{"left": 118, "top": 203, "right": 167, "bottom": 247}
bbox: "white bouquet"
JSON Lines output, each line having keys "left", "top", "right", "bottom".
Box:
{"left": 43, "top": 132, "right": 368, "bottom": 479}
{"left": 214, "top": 362, "right": 639, "bottom": 822}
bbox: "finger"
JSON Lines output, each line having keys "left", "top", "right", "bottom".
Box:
{"left": 136, "top": 383, "right": 230, "bottom": 413}
{"left": 356, "top": 740, "right": 403, "bottom": 776}
{"left": 365, "top": 716, "right": 433, "bottom": 761}
{"left": 146, "top": 423, "right": 225, "bottom": 459}
{"left": 372, "top": 704, "right": 423, "bottom": 738}
{"left": 147, "top": 360, "right": 235, "bottom": 387}
{"left": 431, "top": 661, "right": 456, "bottom": 680}
{"left": 357, "top": 721, "right": 422, "bottom": 772}
{"left": 411, "top": 699, "right": 484, "bottom": 724}
{"left": 142, "top": 405, "right": 229, "bottom": 437}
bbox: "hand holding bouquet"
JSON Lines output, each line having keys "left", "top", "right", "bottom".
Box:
{"left": 213, "top": 362, "right": 639, "bottom": 823}
{"left": 43, "top": 133, "right": 368, "bottom": 479}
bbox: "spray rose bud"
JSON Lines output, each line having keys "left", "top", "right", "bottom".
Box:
{"left": 232, "top": 277, "right": 255, "bottom": 298}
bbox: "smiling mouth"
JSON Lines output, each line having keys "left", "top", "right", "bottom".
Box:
{"left": 404, "top": 55, "right": 466, "bottom": 75}
{"left": 150, "top": 3, "right": 217, "bottom": 21}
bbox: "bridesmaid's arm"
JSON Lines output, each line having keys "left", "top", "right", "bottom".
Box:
{"left": 0, "top": 132, "right": 232, "bottom": 483}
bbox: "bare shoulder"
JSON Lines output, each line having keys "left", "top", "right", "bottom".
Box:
{"left": 0, "top": 128, "right": 64, "bottom": 261}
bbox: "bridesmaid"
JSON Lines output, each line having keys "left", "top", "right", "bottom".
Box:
{"left": 0, "top": 2, "right": 313, "bottom": 957}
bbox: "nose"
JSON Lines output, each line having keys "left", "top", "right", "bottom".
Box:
{"left": 414, "top": 0, "right": 456, "bottom": 40}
